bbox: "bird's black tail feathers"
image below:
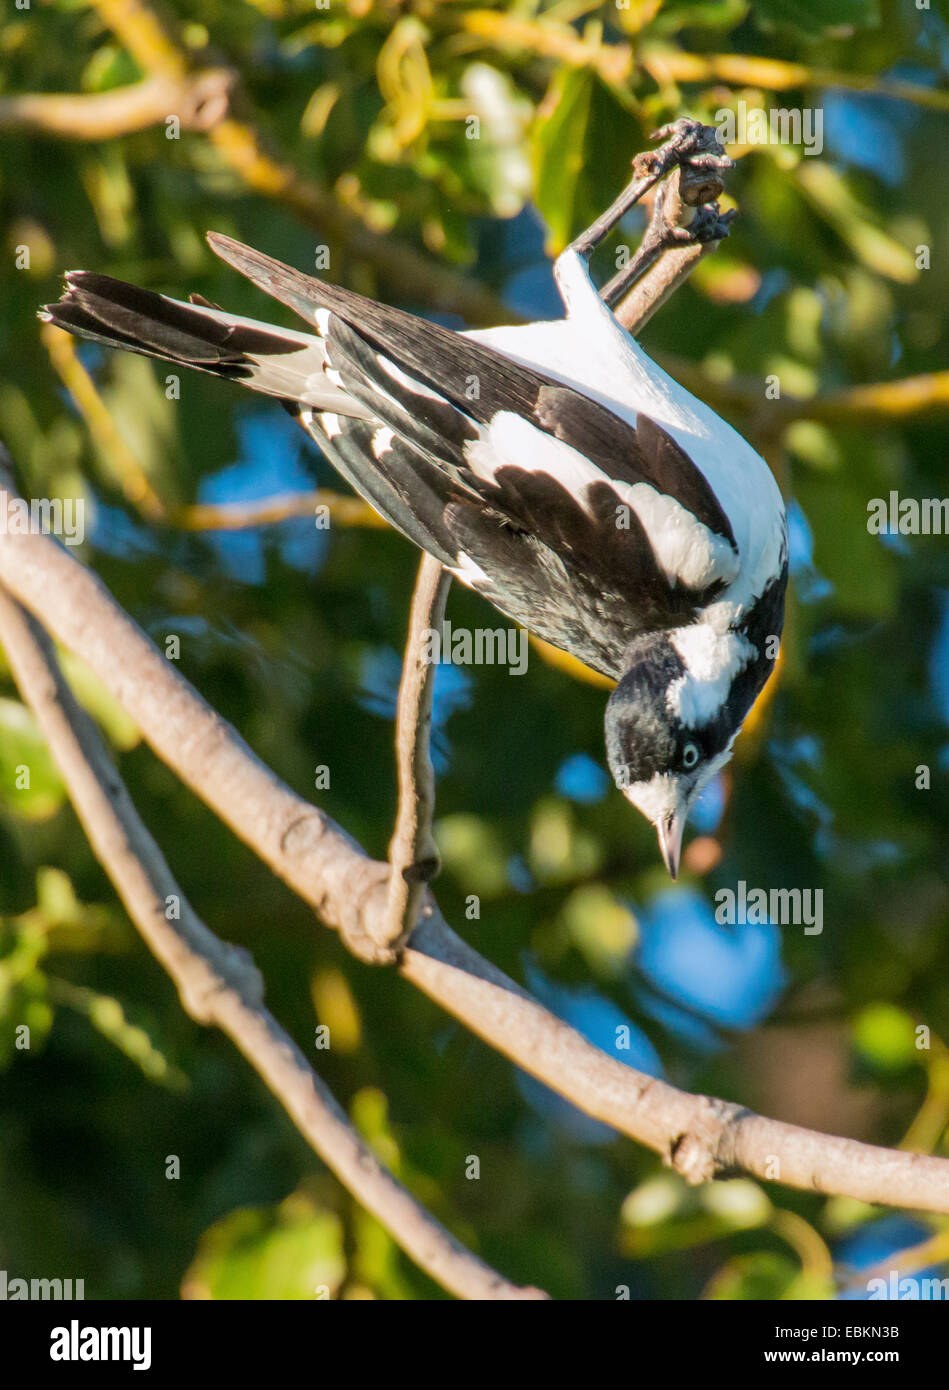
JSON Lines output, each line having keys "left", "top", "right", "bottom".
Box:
{"left": 40, "top": 265, "right": 370, "bottom": 415}
{"left": 43, "top": 272, "right": 289, "bottom": 375}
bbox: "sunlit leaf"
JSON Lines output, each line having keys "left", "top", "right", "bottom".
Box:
{"left": 183, "top": 1200, "right": 347, "bottom": 1300}
{"left": 853, "top": 1003, "right": 918, "bottom": 1071}
{"left": 0, "top": 698, "right": 66, "bottom": 821}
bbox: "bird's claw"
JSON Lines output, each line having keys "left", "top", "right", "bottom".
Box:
{"left": 568, "top": 119, "right": 733, "bottom": 263}
{"left": 687, "top": 203, "right": 736, "bottom": 244}
{"left": 632, "top": 124, "right": 732, "bottom": 189}
{"left": 638, "top": 117, "right": 733, "bottom": 180}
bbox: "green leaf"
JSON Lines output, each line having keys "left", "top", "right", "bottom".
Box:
{"left": 561, "top": 884, "right": 638, "bottom": 976}
{"left": 705, "top": 1252, "right": 801, "bottom": 1299}
{"left": 49, "top": 978, "right": 188, "bottom": 1089}
{"left": 531, "top": 70, "right": 640, "bottom": 254}
{"left": 435, "top": 814, "right": 509, "bottom": 897}
{"left": 60, "top": 652, "right": 141, "bottom": 752}
{"left": 458, "top": 64, "right": 533, "bottom": 219}
{"left": 752, "top": 0, "right": 880, "bottom": 34}
{"left": 650, "top": 0, "right": 750, "bottom": 33}
{"left": 0, "top": 698, "right": 66, "bottom": 821}
{"left": 184, "top": 1200, "right": 347, "bottom": 1301}
{"left": 797, "top": 164, "right": 918, "bottom": 285}
{"left": 532, "top": 68, "right": 595, "bottom": 255}
{"left": 853, "top": 1003, "right": 918, "bottom": 1071}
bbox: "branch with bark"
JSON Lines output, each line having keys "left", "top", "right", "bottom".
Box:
{"left": 0, "top": 70, "right": 235, "bottom": 140}
{"left": 4, "top": 122, "right": 949, "bottom": 1305}
{"left": 2, "top": 465, "right": 949, "bottom": 1219}
{"left": 0, "top": 481, "right": 544, "bottom": 1303}
{"left": 382, "top": 554, "right": 453, "bottom": 958}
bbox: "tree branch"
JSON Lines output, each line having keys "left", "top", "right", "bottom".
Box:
{"left": 381, "top": 554, "right": 452, "bottom": 957}
{"left": 3, "top": 465, "right": 949, "bottom": 1214}
{"left": 0, "top": 571, "right": 544, "bottom": 1301}
{"left": 611, "top": 161, "right": 734, "bottom": 336}
{"left": 173, "top": 492, "right": 386, "bottom": 532}
{"left": 0, "top": 70, "right": 234, "bottom": 140}
{"left": 640, "top": 47, "right": 949, "bottom": 114}
{"left": 652, "top": 356, "right": 949, "bottom": 429}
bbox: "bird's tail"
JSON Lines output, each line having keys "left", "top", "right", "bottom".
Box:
{"left": 40, "top": 270, "right": 371, "bottom": 418}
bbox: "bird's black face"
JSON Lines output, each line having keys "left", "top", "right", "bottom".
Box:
{"left": 604, "top": 662, "right": 735, "bottom": 877}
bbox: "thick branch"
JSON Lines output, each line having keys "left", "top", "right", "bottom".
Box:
{"left": 3, "top": 474, "right": 949, "bottom": 1214}
{"left": 0, "top": 578, "right": 544, "bottom": 1302}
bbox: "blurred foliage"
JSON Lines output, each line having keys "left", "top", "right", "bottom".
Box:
{"left": 1, "top": 0, "right": 949, "bottom": 1300}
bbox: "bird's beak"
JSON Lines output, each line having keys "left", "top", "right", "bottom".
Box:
{"left": 657, "top": 811, "right": 684, "bottom": 880}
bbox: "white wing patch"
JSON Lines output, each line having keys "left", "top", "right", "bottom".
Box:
{"left": 617, "top": 481, "right": 739, "bottom": 592}
{"left": 464, "top": 411, "right": 593, "bottom": 495}
{"left": 377, "top": 354, "right": 444, "bottom": 403}
{"left": 371, "top": 426, "right": 395, "bottom": 459}
{"left": 319, "top": 411, "right": 343, "bottom": 439}
{"left": 450, "top": 551, "right": 491, "bottom": 588}
{"left": 463, "top": 411, "right": 737, "bottom": 593}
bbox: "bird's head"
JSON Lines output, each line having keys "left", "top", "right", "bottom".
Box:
{"left": 604, "top": 634, "right": 737, "bottom": 878}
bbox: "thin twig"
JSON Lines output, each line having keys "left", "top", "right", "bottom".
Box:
{"left": 570, "top": 119, "right": 730, "bottom": 260}
{"left": 42, "top": 323, "right": 167, "bottom": 522}
{"left": 653, "top": 356, "right": 949, "bottom": 427}
{"left": 0, "top": 574, "right": 545, "bottom": 1302}
{"left": 381, "top": 554, "right": 452, "bottom": 955}
{"left": 4, "top": 472, "right": 949, "bottom": 1213}
{"left": 0, "top": 70, "right": 234, "bottom": 140}
{"left": 174, "top": 491, "right": 386, "bottom": 532}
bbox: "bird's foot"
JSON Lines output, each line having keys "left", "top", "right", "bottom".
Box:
{"left": 569, "top": 119, "right": 732, "bottom": 262}
{"left": 634, "top": 118, "right": 733, "bottom": 185}
{"left": 684, "top": 202, "right": 736, "bottom": 245}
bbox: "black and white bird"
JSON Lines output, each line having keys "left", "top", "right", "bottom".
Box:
{"left": 41, "top": 216, "right": 787, "bottom": 878}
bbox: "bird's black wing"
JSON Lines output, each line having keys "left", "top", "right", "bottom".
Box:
{"left": 210, "top": 236, "right": 743, "bottom": 675}
{"left": 47, "top": 235, "right": 744, "bottom": 679}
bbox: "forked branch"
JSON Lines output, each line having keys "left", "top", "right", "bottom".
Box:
{"left": 2, "top": 469, "right": 949, "bottom": 1216}
{"left": 0, "top": 541, "right": 544, "bottom": 1302}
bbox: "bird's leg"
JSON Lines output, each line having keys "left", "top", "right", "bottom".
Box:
{"left": 598, "top": 181, "right": 679, "bottom": 307}
{"left": 600, "top": 194, "right": 735, "bottom": 309}
{"left": 568, "top": 117, "right": 732, "bottom": 261}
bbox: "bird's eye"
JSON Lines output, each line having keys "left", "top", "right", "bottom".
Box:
{"left": 681, "top": 741, "right": 700, "bottom": 770}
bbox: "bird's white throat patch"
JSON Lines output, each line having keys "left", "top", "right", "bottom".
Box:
{"left": 667, "top": 624, "right": 754, "bottom": 728}
{"left": 623, "top": 771, "right": 681, "bottom": 827}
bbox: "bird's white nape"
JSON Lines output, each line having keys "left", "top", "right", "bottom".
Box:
{"left": 667, "top": 624, "right": 756, "bottom": 727}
